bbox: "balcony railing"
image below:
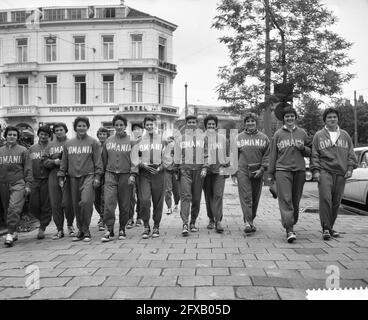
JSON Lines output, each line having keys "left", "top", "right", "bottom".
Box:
{"left": 5, "top": 105, "right": 39, "bottom": 117}
{"left": 3, "top": 62, "right": 39, "bottom": 74}
{"left": 118, "top": 59, "right": 177, "bottom": 74}
{"left": 119, "top": 103, "right": 178, "bottom": 115}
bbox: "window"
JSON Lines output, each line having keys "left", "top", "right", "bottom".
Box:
{"left": 102, "top": 36, "right": 114, "bottom": 60}
{"left": 11, "top": 11, "right": 26, "bottom": 23}
{"left": 158, "top": 37, "right": 166, "bottom": 61}
{"left": 131, "top": 74, "right": 143, "bottom": 103}
{"left": 67, "top": 8, "right": 86, "bottom": 19}
{"left": 74, "top": 36, "right": 85, "bottom": 61}
{"left": 0, "top": 12, "right": 7, "bottom": 23}
{"left": 46, "top": 76, "right": 57, "bottom": 105}
{"left": 17, "top": 38, "right": 28, "bottom": 63}
{"left": 18, "top": 78, "right": 29, "bottom": 105}
{"left": 75, "top": 75, "right": 86, "bottom": 104}
{"left": 131, "top": 34, "right": 142, "bottom": 59}
{"left": 44, "top": 9, "right": 64, "bottom": 21}
{"left": 103, "top": 75, "right": 114, "bottom": 103}
{"left": 104, "top": 8, "right": 115, "bottom": 18}
{"left": 45, "top": 37, "right": 56, "bottom": 62}
{"left": 158, "top": 75, "right": 165, "bottom": 104}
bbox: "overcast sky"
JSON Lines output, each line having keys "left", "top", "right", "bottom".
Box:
{"left": 1, "top": 0, "right": 367, "bottom": 109}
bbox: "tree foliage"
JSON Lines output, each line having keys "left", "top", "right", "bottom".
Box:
{"left": 296, "top": 96, "right": 323, "bottom": 136}
{"left": 212, "top": 0, "right": 354, "bottom": 112}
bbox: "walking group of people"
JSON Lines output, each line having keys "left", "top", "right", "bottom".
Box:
{"left": 0, "top": 105, "right": 357, "bottom": 247}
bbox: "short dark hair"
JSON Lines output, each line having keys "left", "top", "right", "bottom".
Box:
{"left": 185, "top": 115, "right": 197, "bottom": 124}
{"left": 37, "top": 125, "right": 52, "bottom": 137}
{"left": 244, "top": 112, "right": 258, "bottom": 123}
{"left": 112, "top": 115, "right": 128, "bottom": 127}
{"left": 53, "top": 122, "right": 68, "bottom": 134}
{"left": 323, "top": 107, "right": 339, "bottom": 122}
{"left": 96, "top": 127, "right": 110, "bottom": 138}
{"left": 282, "top": 106, "right": 298, "bottom": 120}
{"left": 204, "top": 114, "right": 218, "bottom": 128}
{"left": 73, "top": 116, "right": 90, "bottom": 131}
{"left": 143, "top": 115, "right": 156, "bottom": 126}
{"left": 132, "top": 123, "right": 143, "bottom": 130}
{"left": 4, "top": 126, "right": 20, "bottom": 139}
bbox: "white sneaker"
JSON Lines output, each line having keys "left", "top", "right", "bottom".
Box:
{"left": 4, "top": 233, "right": 13, "bottom": 247}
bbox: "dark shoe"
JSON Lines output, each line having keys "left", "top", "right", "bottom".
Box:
{"left": 52, "top": 230, "right": 64, "bottom": 240}
{"left": 152, "top": 227, "right": 160, "bottom": 238}
{"left": 37, "top": 228, "right": 45, "bottom": 240}
{"left": 323, "top": 229, "right": 331, "bottom": 240}
{"left": 287, "top": 231, "right": 296, "bottom": 243}
{"left": 13, "top": 232, "right": 18, "bottom": 242}
{"left": 118, "top": 229, "right": 126, "bottom": 240}
{"left": 207, "top": 221, "right": 215, "bottom": 230}
{"left": 215, "top": 221, "right": 224, "bottom": 233}
{"left": 182, "top": 224, "right": 189, "bottom": 237}
{"left": 126, "top": 219, "right": 134, "bottom": 229}
{"left": 330, "top": 230, "right": 340, "bottom": 238}
{"left": 4, "top": 233, "right": 14, "bottom": 247}
{"left": 142, "top": 227, "right": 150, "bottom": 239}
{"left": 190, "top": 223, "right": 198, "bottom": 232}
{"left": 67, "top": 225, "right": 76, "bottom": 237}
{"left": 135, "top": 219, "right": 143, "bottom": 227}
{"left": 244, "top": 222, "right": 252, "bottom": 234}
{"left": 101, "top": 230, "right": 113, "bottom": 242}
{"left": 83, "top": 232, "right": 91, "bottom": 242}
{"left": 72, "top": 231, "right": 84, "bottom": 242}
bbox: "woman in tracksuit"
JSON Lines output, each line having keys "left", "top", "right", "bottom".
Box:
{"left": 29, "top": 125, "right": 52, "bottom": 240}
{"left": 101, "top": 115, "right": 137, "bottom": 242}
{"left": 203, "top": 114, "right": 228, "bottom": 233}
{"left": 311, "top": 108, "right": 358, "bottom": 240}
{"left": 268, "top": 107, "right": 311, "bottom": 243}
{"left": 43, "top": 123, "right": 75, "bottom": 239}
{"left": 236, "top": 113, "right": 269, "bottom": 234}
{"left": 58, "top": 117, "right": 103, "bottom": 242}
{"left": 0, "top": 126, "right": 32, "bottom": 247}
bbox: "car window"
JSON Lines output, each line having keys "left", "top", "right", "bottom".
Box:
{"left": 360, "top": 151, "right": 368, "bottom": 168}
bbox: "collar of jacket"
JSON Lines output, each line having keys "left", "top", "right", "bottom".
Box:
{"left": 282, "top": 125, "right": 297, "bottom": 132}
{"left": 116, "top": 132, "right": 127, "bottom": 138}
{"left": 324, "top": 125, "right": 340, "bottom": 133}
{"left": 6, "top": 142, "right": 17, "bottom": 149}
{"left": 76, "top": 134, "right": 88, "bottom": 140}
{"left": 244, "top": 128, "right": 258, "bottom": 135}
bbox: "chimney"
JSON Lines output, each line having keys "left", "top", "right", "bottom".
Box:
{"left": 120, "top": 0, "right": 125, "bottom": 5}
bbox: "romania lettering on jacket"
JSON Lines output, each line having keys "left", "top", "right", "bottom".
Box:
{"left": 237, "top": 139, "right": 267, "bottom": 148}
{"left": 30, "top": 151, "right": 45, "bottom": 160}
{"left": 138, "top": 143, "right": 162, "bottom": 151}
{"left": 180, "top": 140, "right": 205, "bottom": 148}
{"left": 49, "top": 146, "right": 64, "bottom": 155}
{"left": 277, "top": 139, "right": 304, "bottom": 150}
{"left": 68, "top": 146, "right": 93, "bottom": 154}
{"left": 106, "top": 142, "right": 132, "bottom": 152}
{"left": 0, "top": 155, "right": 22, "bottom": 164}
{"left": 318, "top": 138, "right": 349, "bottom": 150}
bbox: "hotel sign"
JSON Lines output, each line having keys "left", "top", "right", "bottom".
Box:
{"left": 49, "top": 106, "right": 93, "bottom": 112}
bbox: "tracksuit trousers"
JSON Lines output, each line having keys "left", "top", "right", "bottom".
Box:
{"left": 318, "top": 170, "right": 346, "bottom": 231}
{"left": 94, "top": 183, "right": 104, "bottom": 220}
{"left": 275, "top": 170, "right": 306, "bottom": 231}
{"left": 180, "top": 168, "right": 204, "bottom": 225}
{"left": 237, "top": 171, "right": 263, "bottom": 224}
{"left": 103, "top": 172, "right": 131, "bottom": 231}
{"left": 49, "top": 170, "right": 74, "bottom": 232}
{"left": 165, "top": 170, "right": 180, "bottom": 209}
{"left": 30, "top": 178, "right": 52, "bottom": 230}
{"left": 129, "top": 180, "right": 141, "bottom": 221}
{"left": 203, "top": 173, "right": 225, "bottom": 223}
{"left": 138, "top": 169, "right": 166, "bottom": 228}
{"left": 69, "top": 175, "right": 95, "bottom": 234}
{"left": 0, "top": 180, "right": 26, "bottom": 234}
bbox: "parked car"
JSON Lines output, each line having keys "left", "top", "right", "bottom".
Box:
{"left": 341, "top": 146, "right": 368, "bottom": 211}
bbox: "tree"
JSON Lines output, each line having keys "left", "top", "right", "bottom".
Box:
{"left": 212, "top": 0, "right": 354, "bottom": 112}
{"left": 296, "top": 96, "right": 323, "bottom": 136}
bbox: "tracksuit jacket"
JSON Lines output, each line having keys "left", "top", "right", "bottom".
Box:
{"left": 58, "top": 134, "right": 103, "bottom": 235}
{"left": 102, "top": 133, "right": 138, "bottom": 231}
{"left": 29, "top": 142, "right": 52, "bottom": 229}
{"left": 269, "top": 126, "right": 311, "bottom": 231}
{"left": 43, "top": 137, "right": 74, "bottom": 231}
{"left": 311, "top": 127, "right": 358, "bottom": 230}
{"left": 131, "top": 132, "right": 172, "bottom": 228}
{"left": 236, "top": 129, "right": 270, "bottom": 224}
{"left": 174, "top": 127, "right": 208, "bottom": 225}
{"left": 0, "top": 143, "right": 32, "bottom": 233}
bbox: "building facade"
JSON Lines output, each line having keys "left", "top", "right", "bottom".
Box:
{"left": 0, "top": 2, "right": 178, "bottom": 139}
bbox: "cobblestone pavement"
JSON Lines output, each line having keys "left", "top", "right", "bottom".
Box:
{"left": 0, "top": 180, "right": 367, "bottom": 300}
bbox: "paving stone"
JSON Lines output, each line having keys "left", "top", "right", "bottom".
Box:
{"left": 52, "top": 254, "right": 86, "bottom": 261}
{"left": 38, "top": 268, "right": 66, "bottom": 278}
{"left": 195, "top": 286, "right": 235, "bottom": 300}
{"left": 214, "top": 275, "right": 252, "bottom": 286}
{"left": 139, "top": 276, "right": 178, "bottom": 287}
{"left": 181, "top": 260, "right": 212, "bottom": 268}
{"left": 236, "top": 286, "right": 279, "bottom": 300}
{"left": 127, "top": 268, "right": 162, "bottom": 276}
{"left": 256, "top": 254, "right": 287, "bottom": 261}
{"left": 39, "top": 277, "right": 72, "bottom": 287}
{"left": 265, "top": 269, "right": 303, "bottom": 279}
{"left": 284, "top": 254, "right": 318, "bottom": 261}
{"left": 31, "top": 287, "right": 79, "bottom": 300}
{"left": 177, "top": 276, "right": 213, "bottom": 287}
{"left": 168, "top": 254, "right": 197, "bottom": 260}
{"left": 185, "top": 249, "right": 212, "bottom": 254}
{"left": 138, "top": 254, "right": 169, "bottom": 260}
{"left": 113, "top": 286, "right": 154, "bottom": 299}
{"left": 0, "top": 269, "right": 27, "bottom": 277}
{"left": 86, "top": 260, "right": 120, "bottom": 268}
{"left": 153, "top": 287, "right": 195, "bottom": 300}
{"left": 0, "top": 277, "right": 27, "bottom": 287}
{"left": 149, "top": 260, "right": 181, "bottom": 268}
{"left": 102, "top": 276, "right": 142, "bottom": 287}
{"left": 212, "top": 260, "right": 244, "bottom": 268}
{"left": 294, "top": 248, "right": 326, "bottom": 255}
{"left": 0, "top": 288, "right": 33, "bottom": 299}
{"left": 66, "top": 276, "right": 106, "bottom": 287}
{"left": 226, "top": 253, "right": 256, "bottom": 260}
{"left": 60, "top": 268, "right": 98, "bottom": 277}
{"left": 196, "top": 268, "right": 229, "bottom": 276}
{"left": 276, "top": 288, "right": 307, "bottom": 300}
{"left": 71, "top": 287, "right": 117, "bottom": 300}
{"left": 117, "top": 260, "right": 150, "bottom": 268}
{"left": 244, "top": 261, "right": 278, "bottom": 269}
{"left": 94, "top": 268, "right": 130, "bottom": 276}
{"left": 315, "top": 254, "right": 352, "bottom": 261}
{"left": 230, "top": 268, "right": 267, "bottom": 277}
{"left": 276, "top": 261, "right": 312, "bottom": 270}
{"left": 162, "top": 268, "right": 196, "bottom": 276}
{"left": 56, "top": 260, "right": 90, "bottom": 268}
{"left": 251, "top": 276, "right": 292, "bottom": 288}
{"left": 339, "top": 260, "right": 368, "bottom": 269}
